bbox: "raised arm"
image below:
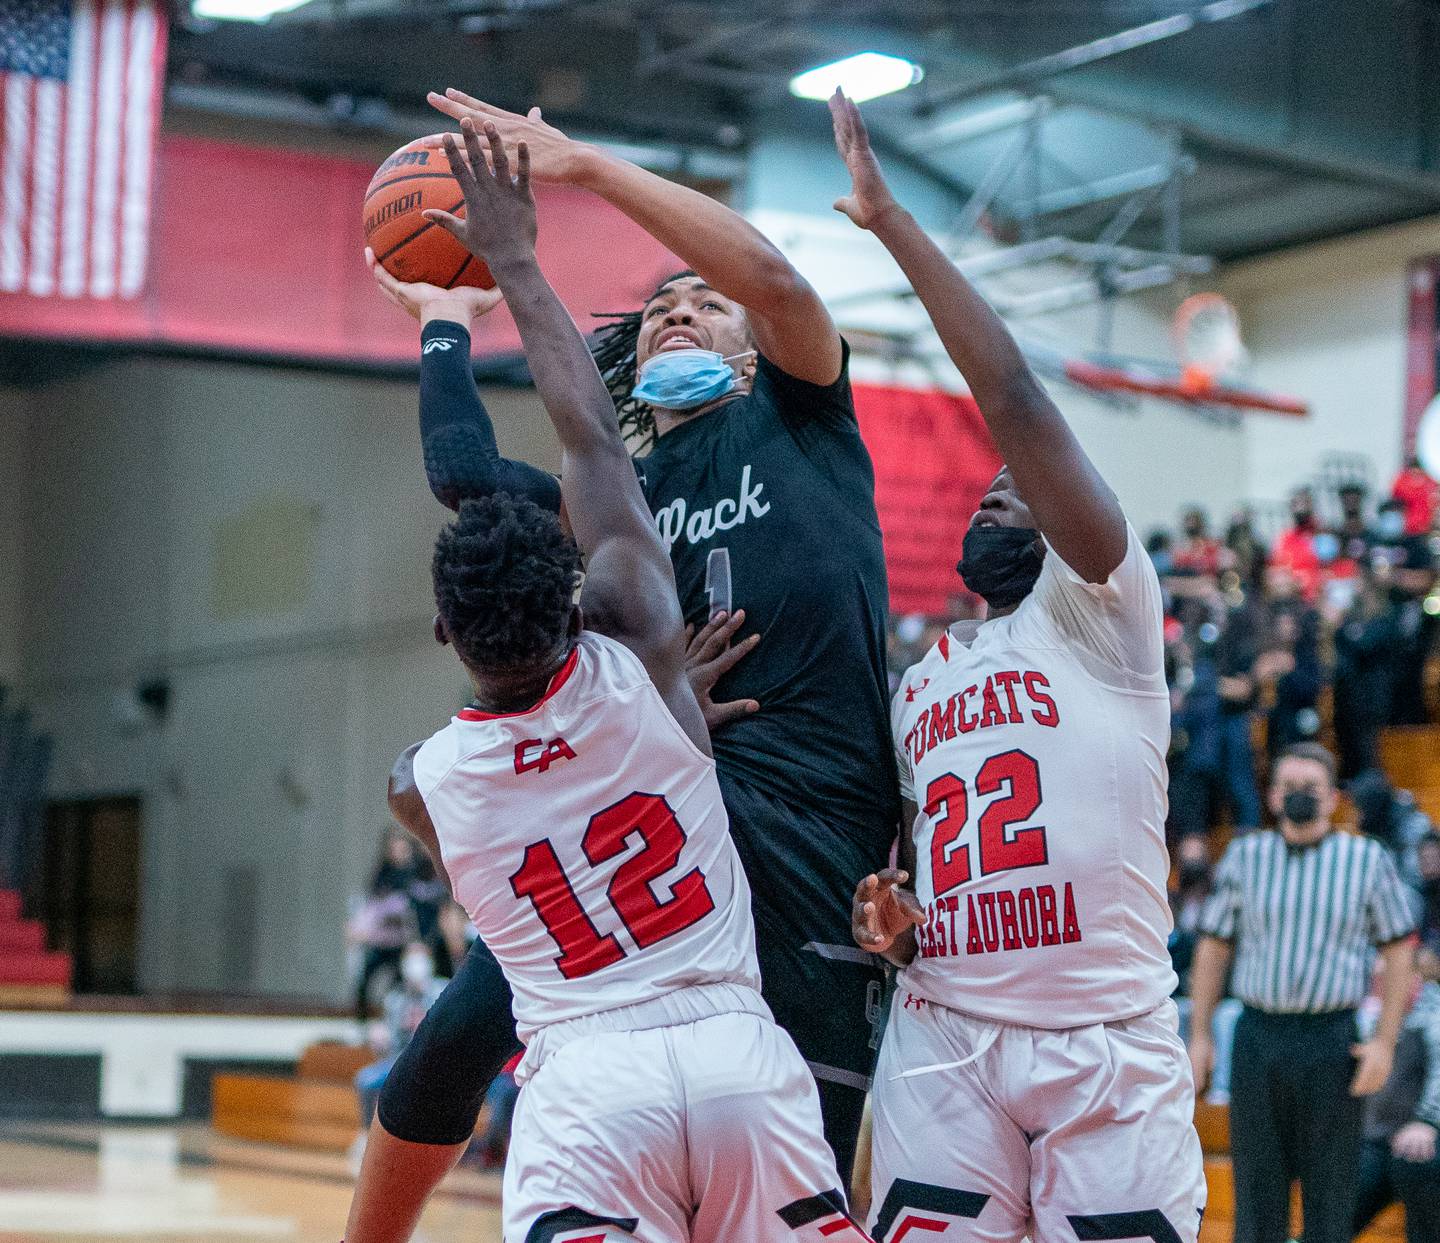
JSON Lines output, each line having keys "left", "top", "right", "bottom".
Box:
{"left": 425, "top": 120, "right": 708, "bottom": 752}
{"left": 829, "top": 92, "right": 1126, "bottom": 583}
{"left": 427, "top": 91, "right": 841, "bottom": 386}
{"left": 366, "top": 251, "right": 562, "bottom": 514}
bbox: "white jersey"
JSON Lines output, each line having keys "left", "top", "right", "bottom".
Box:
{"left": 414, "top": 631, "right": 760, "bottom": 1043}
{"left": 891, "top": 525, "right": 1176, "bottom": 1027}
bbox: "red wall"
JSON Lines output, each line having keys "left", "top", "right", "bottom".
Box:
{"left": 0, "top": 133, "right": 682, "bottom": 363}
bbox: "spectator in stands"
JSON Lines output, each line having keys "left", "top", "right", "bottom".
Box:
{"left": 1146, "top": 527, "right": 1175, "bottom": 577}
{"left": 405, "top": 854, "right": 452, "bottom": 976}
{"left": 348, "top": 833, "right": 420, "bottom": 1022}
{"left": 1214, "top": 599, "right": 1264, "bottom": 835}
{"left": 1188, "top": 741, "right": 1416, "bottom": 1243}
{"left": 1392, "top": 456, "right": 1440, "bottom": 538}
{"left": 1334, "top": 568, "right": 1401, "bottom": 781}
{"left": 1173, "top": 505, "right": 1224, "bottom": 576}
{"left": 1351, "top": 769, "right": 1436, "bottom": 908}
{"left": 1337, "top": 481, "right": 1373, "bottom": 567}
{"left": 1370, "top": 498, "right": 1439, "bottom": 727}
{"left": 1226, "top": 506, "right": 1269, "bottom": 590}
{"left": 1169, "top": 853, "right": 1214, "bottom": 996}
{"left": 1417, "top": 834, "right": 1440, "bottom": 950}
{"left": 1272, "top": 486, "right": 1325, "bottom": 601}
{"left": 353, "top": 940, "right": 449, "bottom": 1167}
{"left": 1353, "top": 943, "right": 1440, "bottom": 1243}
{"left": 1258, "top": 600, "right": 1324, "bottom": 759}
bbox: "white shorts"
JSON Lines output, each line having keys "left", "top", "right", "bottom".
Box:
{"left": 503, "top": 983, "right": 862, "bottom": 1243}
{"left": 868, "top": 992, "right": 1205, "bottom": 1243}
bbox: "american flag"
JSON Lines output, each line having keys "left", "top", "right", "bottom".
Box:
{"left": 0, "top": 0, "right": 167, "bottom": 299}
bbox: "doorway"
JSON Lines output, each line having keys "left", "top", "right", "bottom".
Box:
{"left": 38, "top": 797, "right": 142, "bottom": 994}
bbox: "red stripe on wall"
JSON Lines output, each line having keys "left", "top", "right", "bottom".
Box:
{"left": 0, "top": 131, "right": 681, "bottom": 360}
{"left": 852, "top": 382, "right": 1001, "bottom": 616}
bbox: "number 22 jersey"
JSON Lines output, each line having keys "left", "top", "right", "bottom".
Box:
{"left": 413, "top": 631, "right": 760, "bottom": 1043}
{"left": 891, "top": 527, "right": 1177, "bottom": 1027}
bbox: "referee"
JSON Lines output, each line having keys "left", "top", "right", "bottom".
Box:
{"left": 1188, "top": 741, "right": 1416, "bottom": 1243}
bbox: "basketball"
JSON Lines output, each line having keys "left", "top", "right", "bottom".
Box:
{"left": 363, "top": 136, "right": 495, "bottom": 290}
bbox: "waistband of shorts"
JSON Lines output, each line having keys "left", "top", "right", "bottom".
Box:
{"left": 516, "top": 982, "right": 772, "bottom": 1082}
{"left": 900, "top": 990, "right": 1179, "bottom": 1033}
{"left": 1238, "top": 1004, "right": 1358, "bottom": 1025}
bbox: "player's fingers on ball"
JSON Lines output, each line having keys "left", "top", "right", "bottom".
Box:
{"left": 422, "top": 209, "right": 465, "bottom": 239}
{"left": 516, "top": 141, "right": 531, "bottom": 190}
{"left": 460, "top": 119, "right": 490, "bottom": 182}
{"left": 441, "top": 132, "right": 473, "bottom": 186}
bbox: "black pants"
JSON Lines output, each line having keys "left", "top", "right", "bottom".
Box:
{"left": 1229, "top": 1007, "right": 1363, "bottom": 1243}
{"left": 379, "top": 774, "right": 886, "bottom": 1189}
{"left": 1354, "top": 1136, "right": 1440, "bottom": 1243}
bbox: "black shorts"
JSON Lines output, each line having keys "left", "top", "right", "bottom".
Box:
{"left": 380, "top": 775, "right": 889, "bottom": 1185}
{"left": 721, "top": 773, "right": 888, "bottom": 1184}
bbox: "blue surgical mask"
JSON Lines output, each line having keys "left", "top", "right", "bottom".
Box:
{"left": 632, "top": 348, "right": 752, "bottom": 411}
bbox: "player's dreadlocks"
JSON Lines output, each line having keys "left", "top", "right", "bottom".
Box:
{"left": 589, "top": 269, "right": 697, "bottom": 447}
{"left": 431, "top": 495, "right": 582, "bottom": 673}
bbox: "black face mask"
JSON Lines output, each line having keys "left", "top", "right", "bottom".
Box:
{"left": 1282, "top": 789, "right": 1321, "bottom": 825}
{"left": 957, "top": 526, "right": 1045, "bottom": 611}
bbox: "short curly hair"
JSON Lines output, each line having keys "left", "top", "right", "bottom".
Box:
{"left": 431, "top": 495, "right": 582, "bottom": 673}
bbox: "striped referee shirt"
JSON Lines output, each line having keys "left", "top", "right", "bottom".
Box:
{"left": 1199, "top": 829, "right": 1415, "bottom": 1013}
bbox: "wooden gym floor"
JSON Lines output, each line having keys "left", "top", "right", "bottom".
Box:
{"left": 0, "top": 1122, "right": 504, "bottom": 1242}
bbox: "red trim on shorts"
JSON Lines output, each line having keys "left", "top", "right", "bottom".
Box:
{"left": 457, "top": 647, "right": 580, "bottom": 721}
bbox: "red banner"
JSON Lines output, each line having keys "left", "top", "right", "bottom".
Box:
{"left": 0, "top": 132, "right": 680, "bottom": 362}
{"left": 853, "top": 382, "right": 1000, "bottom": 615}
{"left": 1406, "top": 258, "right": 1439, "bottom": 458}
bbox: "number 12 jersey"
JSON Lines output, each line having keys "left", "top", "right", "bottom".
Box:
{"left": 891, "top": 527, "right": 1177, "bottom": 1027}
{"left": 414, "top": 632, "right": 760, "bottom": 1043}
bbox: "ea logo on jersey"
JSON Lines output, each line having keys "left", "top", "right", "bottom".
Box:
{"left": 514, "top": 737, "right": 576, "bottom": 775}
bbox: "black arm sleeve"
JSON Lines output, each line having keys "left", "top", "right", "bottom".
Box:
{"left": 376, "top": 937, "right": 523, "bottom": 1145}
{"left": 419, "top": 319, "right": 561, "bottom": 514}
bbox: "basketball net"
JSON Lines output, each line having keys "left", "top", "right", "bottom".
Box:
{"left": 1173, "top": 292, "right": 1248, "bottom": 395}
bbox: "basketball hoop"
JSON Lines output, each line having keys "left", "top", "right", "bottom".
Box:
{"left": 1173, "top": 292, "right": 1247, "bottom": 394}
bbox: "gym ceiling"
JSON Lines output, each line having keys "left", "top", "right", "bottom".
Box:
{"left": 166, "top": 0, "right": 1440, "bottom": 262}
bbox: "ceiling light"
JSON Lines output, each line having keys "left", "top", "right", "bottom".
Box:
{"left": 191, "top": 0, "right": 311, "bottom": 20}
{"left": 789, "top": 53, "right": 923, "bottom": 104}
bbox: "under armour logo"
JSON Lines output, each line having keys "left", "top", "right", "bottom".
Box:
{"left": 423, "top": 338, "right": 457, "bottom": 354}
{"left": 905, "top": 678, "right": 930, "bottom": 702}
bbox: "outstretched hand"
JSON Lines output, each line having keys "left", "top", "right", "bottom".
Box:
{"left": 365, "top": 246, "right": 504, "bottom": 323}
{"left": 852, "top": 868, "right": 925, "bottom": 959}
{"left": 424, "top": 119, "right": 538, "bottom": 267}
{"left": 828, "top": 88, "right": 901, "bottom": 231}
{"left": 684, "top": 609, "right": 760, "bottom": 731}
{"left": 428, "top": 91, "right": 590, "bottom": 183}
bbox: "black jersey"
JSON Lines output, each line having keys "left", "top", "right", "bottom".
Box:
{"left": 636, "top": 344, "right": 899, "bottom": 863}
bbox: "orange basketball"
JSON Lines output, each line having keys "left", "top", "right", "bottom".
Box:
{"left": 363, "top": 136, "right": 495, "bottom": 290}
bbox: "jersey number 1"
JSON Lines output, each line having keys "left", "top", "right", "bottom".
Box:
{"left": 509, "top": 792, "right": 716, "bottom": 980}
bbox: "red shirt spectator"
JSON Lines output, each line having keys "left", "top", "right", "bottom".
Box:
{"left": 1392, "top": 458, "right": 1439, "bottom": 536}
{"left": 1271, "top": 488, "right": 1324, "bottom": 601}
{"left": 1172, "top": 507, "right": 1224, "bottom": 576}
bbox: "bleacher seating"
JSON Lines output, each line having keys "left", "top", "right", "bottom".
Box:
{"left": 1381, "top": 726, "right": 1440, "bottom": 822}
{"left": 1195, "top": 1100, "right": 1405, "bottom": 1242}
{"left": 211, "top": 1040, "right": 370, "bottom": 1152}
{"left": 0, "top": 888, "right": 71, "bottom": 1007}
